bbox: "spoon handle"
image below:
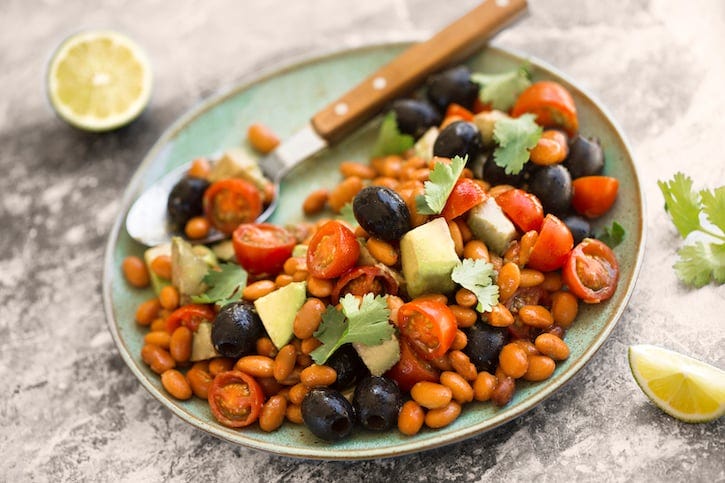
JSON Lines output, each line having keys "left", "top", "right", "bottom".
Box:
{"left": 310, "top": 0, "right": 527, "bottom": 144}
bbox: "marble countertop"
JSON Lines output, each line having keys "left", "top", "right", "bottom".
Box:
{"left": 1, "top": 0, "right": 723, "bottom": 481}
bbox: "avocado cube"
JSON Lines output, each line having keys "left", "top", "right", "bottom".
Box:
{"left": 400, "top": 217, "right": 459, "bottom": 298}
{"left": 466, "top": 198, "right": 517, "bottom": 255}
{"left": 254, "top": 281, "right": 307, "bottom": 349}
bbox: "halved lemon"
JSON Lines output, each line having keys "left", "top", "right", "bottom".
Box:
{"left": 47, "top": 30, "right": 152, "bottom": 131}
{"left": 629, "top": 344, "right": 725, "bottom": 423}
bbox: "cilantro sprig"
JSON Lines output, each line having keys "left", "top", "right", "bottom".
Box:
{"left": 599, "top": 221, "right": 626, "bottom": 248}
{"left": 311, "top": 294, "right": 392, "bottom": 364}
{"left": 493, "top": 114, "right": 542, "bottom": 175}
{"left": 372, "top": 112, "right": 414, "bottom": 157}
{"left": 451, "top": 258, "right": 500, "bottom": 312}
{"left": 415, "top": 155, "right": 467, "bottom": 215}
{"left": 471, "top": 66, "right": 532, "bottom": 111}
{"left": 190, "top": 263, "right": 247, "bottom": 307}
{"left": 658, "top": 173, "right": 725, "bottom": 287}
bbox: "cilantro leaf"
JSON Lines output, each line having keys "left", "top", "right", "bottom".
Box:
{"left": 493, "top": 114, "right": 542, "bottom": 175}
{"left": 699, "top": 187, "right": 725, "bottom": 234}
{"left": 657, "top": 173, "right": 703, "bottom": 238}
{"left": 598, "top": 221, "right": 626, "bottom": 248}
{"left": 674, "top": 242, "right": 725, "bottom": 288}
{"left": 471, "top": 66, "right": 532, "bottom": 111}
{"left": 415, "top": 155, "right": 467, "bottom": 215}
{"left": 338, "top": 202, "right": 359, "bottom": 229}
{"left": 311, "top": 293, "right": 392, "bottom": 364}
{"left": 372, "top": 112, "right": 414, "bottom": 157}
{"left": 190, "top": 263, "right": 247, "bottom": 307}
{"left": 451, "top": 258, "right": 499, "bottom": 313}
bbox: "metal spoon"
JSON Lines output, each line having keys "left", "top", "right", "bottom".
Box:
{"left": 125, "top": 0, "right": 527, "bottom": 247}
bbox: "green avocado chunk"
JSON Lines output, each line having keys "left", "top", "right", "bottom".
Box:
{"left": 400, "top": 217, "right": 460, "bottom": 298}
{"left": 254, "top": 281, "right": 307, "bottom": 349}
{"left": 354, "top": 334, "right": 400, "bottom": 376}
{"left": 466, "top": 197, "right": 516, "bottom": 256}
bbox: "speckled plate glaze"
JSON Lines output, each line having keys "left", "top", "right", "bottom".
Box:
{"left": 103, "top": 40, "right": 645, "bottom": 460}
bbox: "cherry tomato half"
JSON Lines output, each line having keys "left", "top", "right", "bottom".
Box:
{"left": 203, "top": 179, "right": 263, "bottom": 235}
{"left": 444, "top": 103, "right": 475, "bottom": 122}
{"left": 562, "top": 238, "right": 619, "bottom": 303}
{"left": 232, "top": 223, "right": 296, "bottom": 275}
{"left": 306, "top": 220, "right": 360, "bottom": 279}
{"left": 331, "top": 265, "right": 399, "bottom": 304}
{"left": 511, "top": 81, "right": 579, "bottom": 136}
{"left": 527, "top": 214, "right": 574, "bottom": 272}
{"left": 441, "top": 178, "right": 487, "bottom": 221}
{"left": 396, "top": 299, "right": 456, "bottom": 360}
{"left": 385, "top": 338, "right": 440, "bottom": 392}
{"left": 207, "top": 370, "right": 264, "bottom": 428}
{"left": 165, "top": 304, "right": 216, "bottom": 333}
{"left": 571, "top": 176, "right": 619, "bottom": 218}
{"left": 494, "top": 188, "right": 544, "bottom": 232}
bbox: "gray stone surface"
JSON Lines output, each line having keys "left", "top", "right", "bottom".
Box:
{"left": 1, "top": 0, "right": 723, "bottom": 481}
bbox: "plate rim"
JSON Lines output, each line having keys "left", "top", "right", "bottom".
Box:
{"left": 102, "top": 37, "right": 647, "bottom": 460}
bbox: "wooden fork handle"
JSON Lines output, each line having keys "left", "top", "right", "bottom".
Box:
{"left": 310, "top": 0, "right": 527, "bottom": 144}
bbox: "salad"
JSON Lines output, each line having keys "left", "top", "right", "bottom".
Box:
{"left": 122, "top": 63, "right": 621, "bottom": 442}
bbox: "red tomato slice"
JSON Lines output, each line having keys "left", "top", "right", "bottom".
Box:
{"left": 571, "top": 176, "right": 619, "bottom": 218}
{"left": 385, "top": 338, "right": 440, "bottom": 392}
{"left": 445, "top": 103, "right": 475, "bottom": 122}
{"left": 511, "top": 81, "right": 579, "bottom": 136}
{"left": 331, "top": 265, "right": 399, "bottom": 304}
{"left": 441, "top": 178, "right": 487, "bottom": 221}
{"left": 165, "top": 304, "right": 216, "bottom": 333}
{"left": 396, "top": 299, "right": 456, "bottom": 360}
{"left": 232, "top": 223, "right": 296, "bottom": 275}
{"left": 562, "top": 238, "right": 619, "bottom": 303}
{"left": 527, "top": 214, "right": 574, "bottom": 272}
{"left": 494, "top": 188, "right": 544, "bottom": 232}
{"left": 306, "top": 220, "right": 360, "bottom": 279}
{"left": 203, "top": 179, "right": 263, "bottom": 235}
{"left": 207, "top": 371, "right": 264, "bottom": 428}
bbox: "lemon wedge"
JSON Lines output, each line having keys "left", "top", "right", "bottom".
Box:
{"left": 629, "top": 344, "right": 725, "bottom": 423}
{"left": 47, "top": 30, "right": 152, "bottom": 131}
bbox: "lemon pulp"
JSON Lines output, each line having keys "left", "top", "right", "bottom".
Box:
{"left": 628, "top": 344, "right": 725, "bottom": 423}
{"left": 47, "top": 30, "right": 152, "bottom": 131}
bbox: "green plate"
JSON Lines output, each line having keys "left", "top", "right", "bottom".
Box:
{"left": 103, "top": 40, "right": 645, "bottom": 460}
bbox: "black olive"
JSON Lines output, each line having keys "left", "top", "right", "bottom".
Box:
{"left": 326, "top": 344, "right": 368, "bottom": 391}
{"left": 352, "top": 186, "right": 411, "bottom": 241}
{"left": 562, "top": 215, "right": 592, "bottom": 245}
{"left": 390, "top": 99, "right": 441, "bottom": 139}
{"left": 564, "top": 135, "right": 604, "bottom": 179}
{"left": 352, "top": 376, "right": 402, "bottom": 431}
{"left": 463, "top": 323, "right": 509, "bottom": 373}
{"left": 211, "top": 302, "right": 264, "bottom": 358}
{"left": 167, "top": 176, "right": 210, "bottom": 231}
{"left": 528, "top": 164, "right": 573, "bottom": 216}
{"left": 426, "top": 65, "right": 479, "bottom": 111}
{"left": 433, "top": 121, "right": 484, "bottom": 162}
{"left": 301, "top": 387, "right": 356, "bottom": 441}
{"left": 481, "top": 153, "right": 525, "bottom": 187}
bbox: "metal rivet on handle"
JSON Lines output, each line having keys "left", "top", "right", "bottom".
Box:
{"left": 372, "top": 76, "right": 387, "bottom": 90}
{"left": 495, "top": 0, "right": 510, "bottom": 6}
{"left": 334, "top": 102, "right": 349, "bottom": 116}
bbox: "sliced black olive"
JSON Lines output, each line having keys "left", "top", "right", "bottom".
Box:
{"left": 564, "top": 135, "right": 604, "bottom": 179}
{"left": 326, "top": 344, "right": 368, "bottom": 391}
{"left": 211, "top": 302, "right": 263, "bottom": 358}
{"left": 463, "top": 323, "right": 509, "bottom": 373}
{"left": 432, "top": 121, "right": 484, "bottom": 162}
{"left": 562, "top": 214, "right": 592, "bottom": 245}
{"left": 301, "top": 387, "right": 356, "bottom": 441}
{"left": 352, "top": 186, "right": 411, "bottom": 241}
{"left": 528, "top": 164, "right": 573, "bottom": 216}
{"left": 426, "top": 65, "right": 479, "bottom": 111}
{"left": 352, "top": 376, "right": 402, "bottom": 431}
{"left": 167, "top": 176, "right": 210, "bottom": 231}
{"left": 481, "top": 152, "right": 525, "bottom": 187}
{"left": 390, "top": 99, "right": 441, "bottom": 139}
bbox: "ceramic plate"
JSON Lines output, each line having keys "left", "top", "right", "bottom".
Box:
{"left": 103, "top": 40, "right": 645, "bottom": 460}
